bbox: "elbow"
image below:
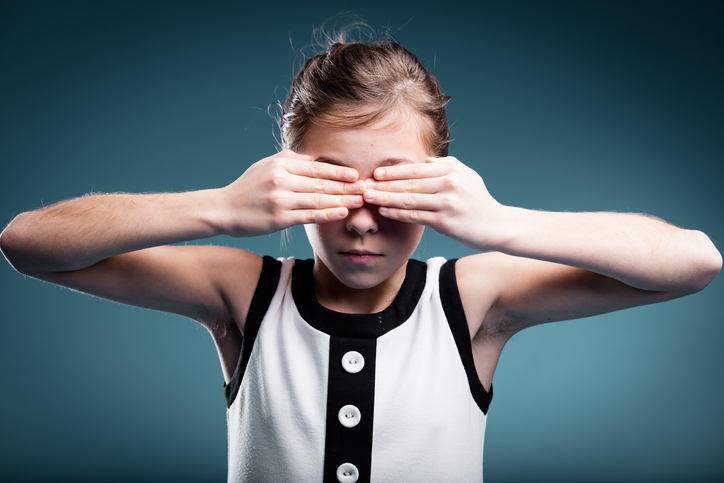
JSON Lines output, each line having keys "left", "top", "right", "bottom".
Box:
{"left": 697, "top": 246, "right": 722, "bottom": 292}
{"left": 681, "top": 230, "right": 722, "bottom": 295}
{"left": 1, "top": 213, "right": 40, "bottom": 276}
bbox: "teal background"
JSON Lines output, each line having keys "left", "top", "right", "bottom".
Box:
{"left": 1, "top": 1, "right": 722, "bottom": 481}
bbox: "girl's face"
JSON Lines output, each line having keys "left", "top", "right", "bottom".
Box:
{"left": 300, "top": 118, "right": 429, "bottom": 295}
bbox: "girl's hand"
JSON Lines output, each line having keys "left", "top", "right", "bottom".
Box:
{"left": 218, "top": 150, "right": 365, "bottom": 237}
{"left": 362, "top": 156, "right": 508, "bottom": 251}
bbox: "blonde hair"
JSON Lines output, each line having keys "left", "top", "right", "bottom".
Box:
{"left": 280, "top": 23, "right": 451, "bottom": 156}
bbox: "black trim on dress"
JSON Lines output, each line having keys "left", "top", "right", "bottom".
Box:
{"left": 224, "top": 255, "right": 282, "bottom": 408}
{"left": 291, "top": 258, "right": 427, "bottom": 339}
{"left": 439, "top": 258, "right": 493, "bottom": 414}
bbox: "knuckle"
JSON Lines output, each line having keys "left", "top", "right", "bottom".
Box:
{"left": 270, "top": 173, "right": 286, "bottom": 187}
{"left": 313, "top": 177, "right": 325, "bottom": 191}
{"left": 404, "top": 178, "right": 416, "bottom": 191}
{"left": 310, "top": 161, "right": 323, "bottom": 176}
{"left": 305, "top": 210, "right": 316, "bottom": 222}
{"left": 444, "top": 175, "right": 460, "bottom": 190}
{"left": 313, "top": 193, "right": 323, "bottom": 207}
{"left": 404, "top": 194, "right": 415, "bottom": 206}
{"left": 269, "top": 157, "right": 285, "bottom": 169}
{"left": 409, "top": 209, "right": 420, "bottom": 221}
{"left": 343, "top": 181, "right": 357, "bottom": 194}
{"left": 441, "top": 195, "right": 455, "bottom": 210}
{"left": 268, "top": 193, "right": 286, "bottom": 208}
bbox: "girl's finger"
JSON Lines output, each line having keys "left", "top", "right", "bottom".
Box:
{"left": 376, "top": 206, "right": 436, "bottom": 225}
{"left": 284, "top": 158, "right": 360, "bottom": 182}
{"left": 362, "top": 190, "right": 440, "bottom": 211}
{"left": 285, "top": 193, "right": 364, "bottom": 211}
{"left": 285, "top": 176, "right": 366, "bottom": 195}
{"left": 373, "top": 161, "right": 449, "bottom": 181}
{"left": 364, "top": 177, "right": 442, "bottom": 194}
{"left": 288, "top": 207, "right": 351, "bottom": 225}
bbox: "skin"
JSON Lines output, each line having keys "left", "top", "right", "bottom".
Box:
{"left": 299, "top": 119, "right": 428, "bottom": 313}
{"left": 299, "top": 118, "right": 723, "bottom": 388}
{"left": 0, "top": 116, "right": 721, "bottom": 391}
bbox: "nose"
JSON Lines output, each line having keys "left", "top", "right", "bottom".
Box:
{"left": 345, "top": 203, "right": 379, "bottom": 236}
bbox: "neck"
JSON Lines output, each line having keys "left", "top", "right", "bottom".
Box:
{"left": 312, "top": 259, "right": 408, "bottom": 314}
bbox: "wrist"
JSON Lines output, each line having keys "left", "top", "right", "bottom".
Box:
{"left": 481, "top": 205, "right": 530, "bottom": 253}
{"left": 194, "top": 188, "right": 234, "bottom": 237}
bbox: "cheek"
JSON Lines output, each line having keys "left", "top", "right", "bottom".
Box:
{"left": 388, "top": 221, "right": 425, "bottom": 249}
{"left": 304, "top": 224, "right": 321, "bottom": 249}
{"left": 304, "top": 223, "right": 334, "bottom": 253}
{"left": 410, "top": 225, "right": 425, "bottom": 247}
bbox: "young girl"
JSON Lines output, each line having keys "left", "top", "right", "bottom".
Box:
{"left": 1, "top": 32, "right": 721, "bottom": 483}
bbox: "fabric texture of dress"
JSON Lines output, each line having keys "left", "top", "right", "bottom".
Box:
{"left": 224, "top": 257, "right": 493, "bottom": 483}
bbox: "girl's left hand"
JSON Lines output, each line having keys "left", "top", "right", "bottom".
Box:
{"left": 362, "top": 156, "right": 509, "bottom": 252}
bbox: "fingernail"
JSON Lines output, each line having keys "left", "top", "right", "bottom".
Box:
{"left": 364, "top": 190, "right": 375, "bottom": 201}
{"left": 355, "top": 180, "right": 366, "bottom": 191}
{"left": 375, "top": 168, "right": 385, "bottom": 178}
{"left": 365, "top": 178, "right": 376, "bottom": 188}
{"left": 353, "top": 195, "right": 363, "bottom": 204}
{"left": 379, "top": 207, "right": 388, "bottom": 214}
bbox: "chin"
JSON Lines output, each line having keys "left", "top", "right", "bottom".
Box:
{"left": 331, "top": 267, "right": 390, "bottom": 290}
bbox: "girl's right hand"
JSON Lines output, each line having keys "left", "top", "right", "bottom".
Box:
{"left": 217, "top": 150, "right": 365, "bottom": 237}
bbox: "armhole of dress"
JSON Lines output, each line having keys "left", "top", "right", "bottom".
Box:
{"left": 439, "top": 258, "right": 493, "bottom": 415}
{"left": 224, "top": 255, "right": 282, "bottom": 408}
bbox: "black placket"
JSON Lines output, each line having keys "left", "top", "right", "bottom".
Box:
{"left": 291, "top": 258, "right": 427, "bottom": 483}
{"left": 322, "top": 337, "right": 377, "bottom": 483}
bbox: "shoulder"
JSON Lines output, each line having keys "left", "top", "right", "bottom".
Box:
{"left": 156, "top": 245, "right": 267, "bottom": 334}
{"left": 213, "top": 251, "right": 287, "bottom": 333}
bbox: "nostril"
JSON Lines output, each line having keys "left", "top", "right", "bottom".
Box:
{"left": 345, "top": 205, "right": 379, "bottom": 235}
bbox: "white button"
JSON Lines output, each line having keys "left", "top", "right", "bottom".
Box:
{"left": 336, "top": 462, "right": 359, "bottom": 483}
{"left": 338, "top": 404, "right": 361, "bottom": 428}
{"left": 342, "top": 351, "right": 364, "bottom": 374}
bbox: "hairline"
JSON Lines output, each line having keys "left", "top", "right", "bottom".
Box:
{"left": 301, "top": 108, "right": 437, "bottom": 155}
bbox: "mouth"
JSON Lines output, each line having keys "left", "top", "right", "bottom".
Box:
{"left": 339, "top": 250, "right": 383, "bottom": 263}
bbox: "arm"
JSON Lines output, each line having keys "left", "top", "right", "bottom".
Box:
{"left": 1, "top": 150, "right": 364, "bottom": 331}
{"left": 1, "top": 190, "right": 253, "bottom": 327}
{"left": 363, "top": 157, "right": 722, "bottom": 334}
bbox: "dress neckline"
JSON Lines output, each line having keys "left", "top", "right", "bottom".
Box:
{"left": 291, "top": 258, "right": 427, "bottom": 338}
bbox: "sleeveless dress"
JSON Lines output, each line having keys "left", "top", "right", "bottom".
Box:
{"left": 224, "top": 257, "right": 493, "bottom": 483}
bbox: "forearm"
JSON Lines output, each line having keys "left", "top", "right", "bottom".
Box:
{"left": 1, "top": 189, "right": 225, "bottom": 274}
{"left": 492, "top": 207, "right": 722, "bottom": 293}
{"left": 1, "top": 150, "right": 364, "bottom": 276}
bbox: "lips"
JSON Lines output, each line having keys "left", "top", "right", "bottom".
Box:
{"left": 342, "top": 250, "right": 380, "bottom": 256}
{"left": 340, "top": 250, "right": 383, "bottom": 263}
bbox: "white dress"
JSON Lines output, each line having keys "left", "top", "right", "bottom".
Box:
{"left": 224, "top": 257, "right": 493, "bottom": 483}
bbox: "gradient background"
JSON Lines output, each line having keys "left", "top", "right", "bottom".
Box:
{"left": 1, "top": 1, "right": 722, "bottom": 482}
